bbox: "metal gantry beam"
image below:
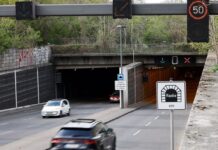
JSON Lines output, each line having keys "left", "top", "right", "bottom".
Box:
{"left": 1, "top": 3, "right": 218, "bottom": 17}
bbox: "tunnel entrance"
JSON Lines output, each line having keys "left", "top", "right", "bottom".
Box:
{"left": 56, "top": 66, "right": 203, "bottom": 104}
{"left": 57, "top": 68, "right": 118, "bottom": 102}
{"left": 144, "top": 66, "right": 203, "bottom": 104}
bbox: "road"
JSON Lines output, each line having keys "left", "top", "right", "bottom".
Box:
{"left": 0, "top": 100, "right": 118, "bottom": 146}
{"left": 0, "top": 102, "right": 191, "bottom": 150}
{"left": 108, "top": 104, "right": 191, "bottom": 150}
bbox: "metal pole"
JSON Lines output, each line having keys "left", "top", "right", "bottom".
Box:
{"left": 36, "top": 67, "right": 40, "bottom": 104}
{"left": 170, "top": 109, "right": 174, "bottom": 150}
{"left": 14, "top": 70, "right": 17, "bottom": 108}
{"left": 119, "top": 27, "right": 123, "bottom": 69}
{"left": 118, "top": 25, "right": 123, "bottom": 108}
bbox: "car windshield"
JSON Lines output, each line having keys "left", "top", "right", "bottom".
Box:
{"left": 55, "top": 128, "right": 93, "bottom": 138}
{"left": 46, "top": 101, "right": 61, "bottom": 106}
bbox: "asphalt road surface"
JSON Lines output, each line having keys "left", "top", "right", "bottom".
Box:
{"left": 0, "top": 102, "right": 191, "bottom": 150}
{"left": 0, "top": 100, "right": 118, "bottom": 146}
{"left": 108, "top": 104, "right": 191, "bottom": 150}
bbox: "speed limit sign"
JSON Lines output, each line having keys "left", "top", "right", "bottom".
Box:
{"left": 187, "top": 0, "right": 209, "bottom": 42}
{"left": 188, "top": 0, "right": 208, "bottom": 20}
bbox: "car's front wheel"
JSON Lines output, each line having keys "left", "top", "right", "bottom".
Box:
{"left": 59, "top": 111, "right": 63, "bottom": 117}
{"left": 67, "top": 109, "right": 71, "bottom": 116}
{"left": 112, "top": 138, "right": 116, "bottom": 150}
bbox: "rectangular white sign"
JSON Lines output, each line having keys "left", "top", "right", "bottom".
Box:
{"left": 156, "top": 81, "right": 186, "bottom": 110}
{"left": 115, "top": 80, "right": 127, "bottom": 91}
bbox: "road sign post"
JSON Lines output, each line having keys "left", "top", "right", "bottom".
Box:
{"left": 156, "top": 80, "right": 186, "bottom": 150}
{"left": 170, "top": 109, "right": 174, "bottom": 150}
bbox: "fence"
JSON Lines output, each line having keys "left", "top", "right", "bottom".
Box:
{"left": 0, "top": 65, "right": 55, "bottom": 111}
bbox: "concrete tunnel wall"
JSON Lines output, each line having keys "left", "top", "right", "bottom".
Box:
{"left": 123, "top": 62, "right": 144, "bottom": 107}
{"left": 143, "top": 67, "right": 176, "bottom": 102}
{"left": 122, "top": 63, "right": 177, "bottom": 107}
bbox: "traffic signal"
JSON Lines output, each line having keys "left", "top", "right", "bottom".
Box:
{"left": 16, "top": 1, "right": 36, "bottom": 20}
{"left": 113, "top": 0, "right": 132, "bottom": 19}
{"left": 187, "top": 0, "right": 209, "bottom": 42}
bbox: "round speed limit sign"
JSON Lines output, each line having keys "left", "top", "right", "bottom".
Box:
{"left": 188, "top": 1, "right": 208, "bottom": 20}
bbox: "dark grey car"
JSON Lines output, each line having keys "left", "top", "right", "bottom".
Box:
{"left": 48, "top": 119, "right": 116, "bottom": 150}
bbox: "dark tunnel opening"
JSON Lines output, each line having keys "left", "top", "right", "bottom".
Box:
{"left": 59, "top": 68, "right": 119, "bottom": 101}
{"left": 57, "top": 66, "right": 203, "bottom": 103}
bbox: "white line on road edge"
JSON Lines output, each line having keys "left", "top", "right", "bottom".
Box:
{"left": 154, "top": 116, "right": 159, "bottom": 120}
{"left": 0, "top": 130, "right": 13, "bottom": 136}
{"left": 133, "top": 130, "right": 141, "bottom": 136}
{"left": 145, "top": 122, "right": 151, "bottom": 127}
{"left": 0, "top": 122, "right": 9, "bottom": 126}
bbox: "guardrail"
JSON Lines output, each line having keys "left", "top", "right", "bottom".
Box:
{"left": 51, "top": 44, "right": 207, "bottom": 55}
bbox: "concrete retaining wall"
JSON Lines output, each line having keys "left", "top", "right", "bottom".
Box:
{"left": 0, "top": 47, "right": 51, "bottom": 72}
{"left": 123, "top": 62, "right": 144, "bottom": 107}
{"left": 179, "top": 50, "right": 218, "bottom": 150}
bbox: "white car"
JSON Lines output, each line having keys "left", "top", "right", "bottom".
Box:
{"left": 41, "top": 99, "right": 71, "bottom": 118}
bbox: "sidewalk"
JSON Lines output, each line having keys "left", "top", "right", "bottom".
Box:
{"left": 0, "top": 101, "right": 146, "bottom": 150}
{"left": 179, "top": 50, "right": 218, "bottom": 150}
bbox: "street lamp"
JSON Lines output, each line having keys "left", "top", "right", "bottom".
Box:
{"left": 117, "top": 25, "right": 126, "bottom": 108}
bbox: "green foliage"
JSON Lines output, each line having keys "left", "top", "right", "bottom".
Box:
{"left": 209, "top": 64, "right": 218, "bottom": 73}
{"left": 189, "top": 42, "right": 211, "bottom": 54}
{"left": 0, "top": 18, "right": 42, "bottom": 52}
{"left": 28, "top": 17, "right": 81, "bottom": 45}
{"left": 0, "top": 18, "right": 15, "bottom": 52}
{"left": 0, "top": 0, "right": 16, "bottom": 5}
{"left": 144, "top": 16, "right": 171, "bottom": 43}
{"left": 0, "top": 0, "right": 212, "bottom": 54}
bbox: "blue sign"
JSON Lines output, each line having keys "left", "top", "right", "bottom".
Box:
{"left": 117, "top": 74, "right": 124, "bottom": 80}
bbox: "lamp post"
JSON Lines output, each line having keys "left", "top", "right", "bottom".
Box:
{"left": 117, "top": 25, "right": 126, "bottom": 108}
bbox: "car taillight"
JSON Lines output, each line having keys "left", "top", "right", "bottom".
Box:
{"left": 83, "top": 139, "right": 97, "bottom": 145}
{"left": 51, "top": 138, "right": 63, "bottom": 144}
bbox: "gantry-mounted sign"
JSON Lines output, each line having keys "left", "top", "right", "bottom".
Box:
{"left": 16, "top": 1, "right": 36, "bottom": 20}
{"left": 187, "top": 0, "right": 209, "bottom": 42}
{"left": 2, "top": 1, "right": 218, "bottom": 43}
{"left": 155, "top": 56, "right": 196, "bottom": 66}
{"left": 156, "top": 81, "right": 186, "bottom": 110}
{"left": 113, "top": 0, "right": 132, "bottom": 19}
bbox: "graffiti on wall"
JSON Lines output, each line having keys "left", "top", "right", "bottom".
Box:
{"left": 0, "top": 47, "right": 51, "bottom": 71}
{"left": 18, "top": 47, "right": 51, "bottom": 67}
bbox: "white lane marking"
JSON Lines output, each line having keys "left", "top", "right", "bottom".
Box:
{"left": 161, "top": 111, "right": 165, "bottom": 115}
{"left": 154, "top": 116, "right": 159, "bottom": 120}
{"left": 0, "top": 130, "right": 13, "bottom": 136}
{"left": 0, "top": 122, "right": 9, "bottom": 126}
{"left": 133, "top": 130, "right": 141, "bottom": 136}
{"left": 145, "top": 122, "right": 151, "bottom": 127}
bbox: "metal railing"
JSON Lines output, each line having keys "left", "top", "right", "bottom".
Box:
{"left": 51, "top": 43, "right": 207, "bottom": 55}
